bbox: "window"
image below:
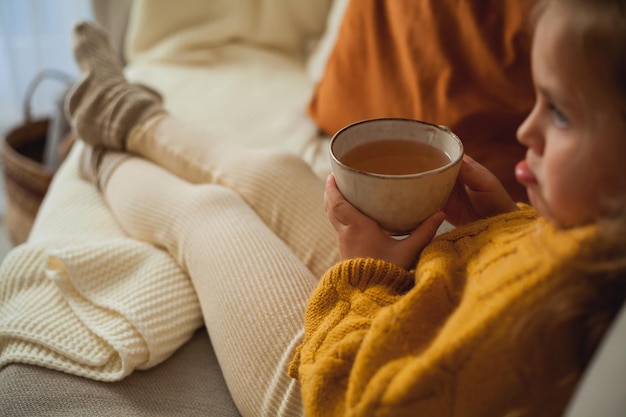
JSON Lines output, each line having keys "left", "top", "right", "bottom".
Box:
{"left": 0, "top": 0, "right": 93, "bottom": 136}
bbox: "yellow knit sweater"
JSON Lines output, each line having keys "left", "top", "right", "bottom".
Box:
{"left": 289, "top": 207, "right": 599, "bottom": 416}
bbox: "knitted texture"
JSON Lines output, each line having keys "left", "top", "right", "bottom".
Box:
{"left": 78, "top": 145, "right": 131, "bottom": 191}
{"left": 101, "top": 153, "right": 321, "bottom": 416}
{"left": 126, "top": 115, "right": 339, "bottom": 279}
{"left": 0, "top": 145, "right": 203, "bottom": 381}
{"left": 291, "top": 208, "right": 599, "bottom": 417}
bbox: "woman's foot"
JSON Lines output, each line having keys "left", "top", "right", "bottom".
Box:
{"left": 65, "top": 21, "right": 165, "bottom": 150}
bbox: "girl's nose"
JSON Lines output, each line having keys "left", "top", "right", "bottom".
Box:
{"left": 516, "top": 103, "right": 544, "bottom": 155}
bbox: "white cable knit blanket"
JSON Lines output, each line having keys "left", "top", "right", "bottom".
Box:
{"left": 0, "top": 145, "right": 203, "bottom": 381}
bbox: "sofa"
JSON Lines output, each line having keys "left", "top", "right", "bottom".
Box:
{"left": 1, "top": 1, "right": 624, "bottom": 416}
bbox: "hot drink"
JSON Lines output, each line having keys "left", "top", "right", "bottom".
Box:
{"left": 329, "top": 118, "right": 463, "bottom": 233}
{"left": 341, "top": 139, "right": 450, "bottom": 175}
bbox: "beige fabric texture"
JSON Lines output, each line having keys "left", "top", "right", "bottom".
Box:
{"left": 0, "top": 144, "right": 203, "bottom": 381}
{"left": 120, "top": 0, "right": 338, "bottom": 179}
{"left": 125, "top": 115, "right": 338, "bottom": 277}
{"left": 102, "top": 150, "right": 331, "bottom": 416}
{"left": 0, "top": 329, "right": 241, "bottom": 417}
{"left": 124, "top": 0, "right": 333, "bottom": 62}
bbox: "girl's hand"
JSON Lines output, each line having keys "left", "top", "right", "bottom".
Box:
{"left": 324, "top": 174, "right": 445, "bottom": 270}
{"left": 444, "top": 155, "right": 519, "bottom": 227}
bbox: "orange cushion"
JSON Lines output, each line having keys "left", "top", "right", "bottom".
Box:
{"left": 309, "top": 0, "right": 536, "bottom": 201}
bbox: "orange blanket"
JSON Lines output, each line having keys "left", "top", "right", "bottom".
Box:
{"left": 309, "top": 0, "right": 536, "bottom": 201}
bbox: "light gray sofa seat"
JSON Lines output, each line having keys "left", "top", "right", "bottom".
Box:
{"left": 0, "top": 328, "right": 242, "bottom": 417}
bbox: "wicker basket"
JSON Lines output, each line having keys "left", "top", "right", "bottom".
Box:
{"left": 1, "top": 119, "right": 54, "bottom": 245}
{"left": 1, "top": 70, "right": 74, "bottom": 246}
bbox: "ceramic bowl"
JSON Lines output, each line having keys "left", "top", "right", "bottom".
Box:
{"left": 330, "top": 118, "right": 463, "bottom": 235}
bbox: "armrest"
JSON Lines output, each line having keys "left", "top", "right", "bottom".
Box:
{"left": 565, "top": 301, "right": 626, "bottom": 417}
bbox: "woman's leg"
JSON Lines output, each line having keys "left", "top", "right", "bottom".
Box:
{"left": 102, "top": 154, "right": 317, "bottom": 416}
{"left": 67, "top": 22, "right": 338, "bottom": 277}
{"left": 128, "top": 115, "right": 338, "bottom": 278}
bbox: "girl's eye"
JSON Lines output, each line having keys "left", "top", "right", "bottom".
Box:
{"left": 549, "top": 103, "right": 569, "bottom": 128}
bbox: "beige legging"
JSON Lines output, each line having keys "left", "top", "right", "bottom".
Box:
{"left": 102, "top": 114, "right": 339, "bottom": 417}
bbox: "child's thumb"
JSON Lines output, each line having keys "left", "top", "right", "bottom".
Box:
{"left": 395, "top": 211, "right": 445, "bottom": 269}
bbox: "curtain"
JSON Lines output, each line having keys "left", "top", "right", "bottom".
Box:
{"left": 0, "top": 0, "right": 94, "bottom": 137}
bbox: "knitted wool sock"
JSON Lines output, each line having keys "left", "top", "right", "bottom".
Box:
{"left": 79, "top": 144, "right": 130, "bottom": 192}
{"left": 65, "top": 21, "right": 165, "bottom": 150}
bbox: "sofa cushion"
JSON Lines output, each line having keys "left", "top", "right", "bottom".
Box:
{"left": 124, "top": 0, "right": 333, "bottom": 63}
{"left": 0, "top": 329, "right": 242, "bottom": 417}
{"left": 309, "top": 0, "right": 536, "bottom": 201}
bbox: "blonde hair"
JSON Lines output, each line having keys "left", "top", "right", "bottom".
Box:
{"left": 533, "top": 0, "right": 626, "bottom": 113}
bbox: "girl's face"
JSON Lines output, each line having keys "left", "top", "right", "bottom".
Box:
{"left": 515, "top": 2, "right": 626, "bottom": 228}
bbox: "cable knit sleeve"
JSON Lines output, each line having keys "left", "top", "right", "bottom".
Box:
{"left": 288, "top": 258, "right": 413, "bottom": 416}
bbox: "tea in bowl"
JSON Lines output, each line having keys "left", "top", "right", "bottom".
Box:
{"left": 329, "top": 118, "right": 463, "bottom": 235}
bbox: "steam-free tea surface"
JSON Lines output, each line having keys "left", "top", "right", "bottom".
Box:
{"left": 341, "top": 139, "right": 450, "bottom": 175}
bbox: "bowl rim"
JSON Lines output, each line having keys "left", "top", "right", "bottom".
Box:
{"left": 329, "top": 118, "right": 464, "bottom": 179}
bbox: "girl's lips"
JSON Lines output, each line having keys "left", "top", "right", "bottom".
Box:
{"left": 515, "top": 159, "right": 537, "bottom": 186}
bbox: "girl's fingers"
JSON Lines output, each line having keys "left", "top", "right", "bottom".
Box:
{"left": 403, "top": 211, "right": 445, "bottom": 251}
{"left": 386, "top": 211, "right": 445, "bottom": 270}
{"left": 324, "top": 174, "right": 363, "bottom": 229}
{"left": 457, "top": 155, "right": 500, "bottom": 192}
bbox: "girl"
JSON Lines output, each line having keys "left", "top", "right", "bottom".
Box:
{"left": 295, "top": 0, "right": 626, "bottom": 415}
{"left": 66, "top": 0, "right": 626, "bottom": 415}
